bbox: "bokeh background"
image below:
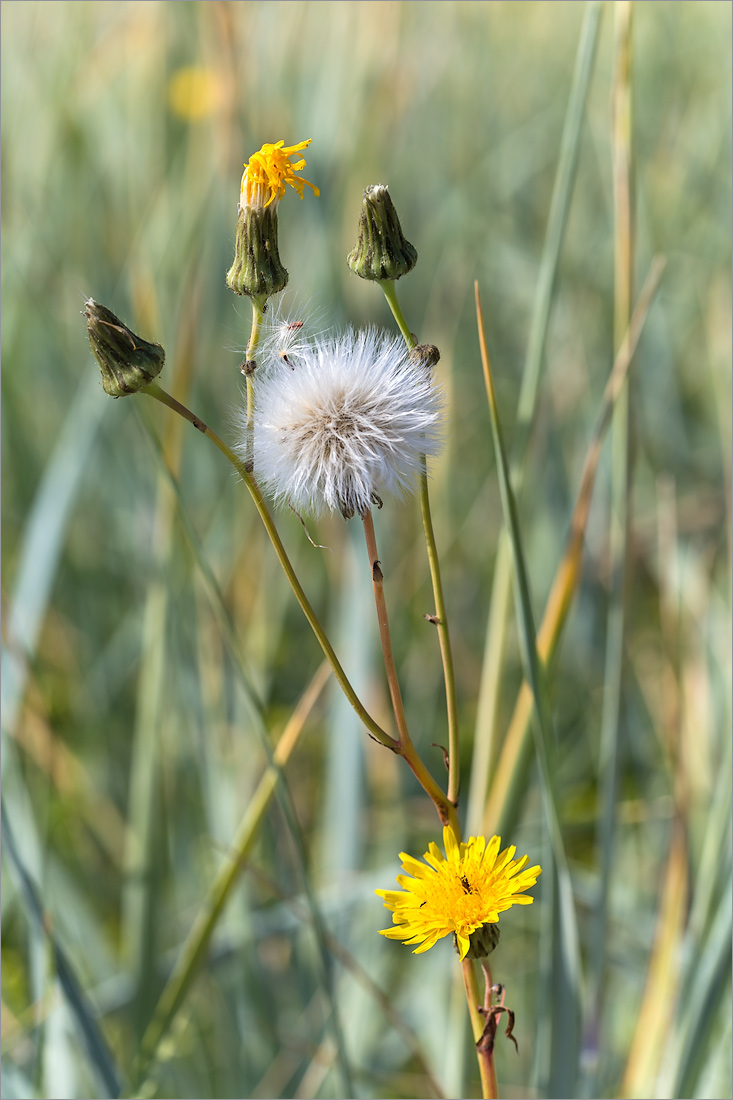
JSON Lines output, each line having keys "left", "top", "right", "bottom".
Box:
{"left": 2, "top": 2, "right": 730, "bottom": 1098}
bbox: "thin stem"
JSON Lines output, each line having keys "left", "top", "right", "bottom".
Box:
{"left": 141, "top": 381, "right": 396, "bottom": 752}
{"left": 419, "top": 458, "right": 461, "bottom": 805}
{"left": 381, "top": 279, "right": 415, "bottom": 347}
{"left": 461, "top": 958, "right": 497, "bottom": 1099}
{"left": 381, "top": 280, "right": 461, "bottom": 805}
{"left": 361, "top": 508, "right": 411, "bottom": 743}
{"left": 244, "top": 299, "right": 265, "bottom": 459}
{"left": 362, "top": 508, "right": 458, "bottom": 830}
{"left": 246, "top": 298, "right": 264, "bottom": 362}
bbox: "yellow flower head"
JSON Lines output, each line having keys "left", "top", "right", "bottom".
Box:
{"left": 240, "top": 139, "right": 320, "bottom": 210}
{"left": 376, "top": 827, "right": 541, "bottom": 960}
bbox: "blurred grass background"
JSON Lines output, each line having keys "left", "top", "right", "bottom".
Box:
{"left": 1, "top": 2, "right": 731, "bottom": 1098}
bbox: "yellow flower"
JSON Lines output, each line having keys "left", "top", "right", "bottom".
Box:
{"left": 376, "top": 827, "right": 541, "bottom": 960}
{"left": 240, "top": 139, "right": 320, "bottom": 210}
{"left": 167, "top": 66, "right": 224, "bottom": 121}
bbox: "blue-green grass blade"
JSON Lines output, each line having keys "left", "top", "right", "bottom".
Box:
{"left": 1, "top": 804, "right": 122, "bottom": 1099}
{"left": 669, "top": 879, "right": 733, "bottom": 1099}
{"left": 475, "top": 283, "right": 583, "bottom": 1097}
{"left": 130, "top": 414, "right": 354, "bottom": 1099}
{"left": 1, "top": 369, "right": 106, "bottom": 741}
{"left": 467, "top": 0, "right": 604, "bottom": 836}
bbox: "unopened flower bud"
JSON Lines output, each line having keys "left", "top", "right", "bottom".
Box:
{"left": 347, "top": 184, "right": 417, "bottom": 282}
{"left": 84, "top": 299, "right": 164, "bottom": 398}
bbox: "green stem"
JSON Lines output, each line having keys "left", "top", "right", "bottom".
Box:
{"left": 381, "top": 279, "right": 415, "bottom": 347}
{"left": 419, "top": 459, "right": 461, "bottom": 806}
{"left": 381, "top": 280, "right": 461, "bottom": 806}
{"left": 141, "top": 382, "right": 396, "bottom": 752}
{"left": 244, "top": 300, "right": 264, "bottom": 458}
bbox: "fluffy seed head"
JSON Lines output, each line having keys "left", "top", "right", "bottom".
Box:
{"left": 248, "top": 326, "right": 443, "bottom": 519}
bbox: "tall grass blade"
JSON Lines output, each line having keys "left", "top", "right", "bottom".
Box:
{"left": 475, "top": 283, "right": 583, "bottom": 1097}
{"left": 618, "top": 820, "right": 688, "bottom": 1098}
{"left": 130, "top": 420, "right": 354, "bottom": 1096}
{"left": 120, "top": 283, "right": 199, "bottom": 1039}
{"left": 133, "top": 661, "right": 330, "bottom": 1093}
{"left": 467, "top": 0, "right": 603, "bottom": 835}
{"left": 1, "top": 804, "right": 122, "bottom": 1099}
{"left": 584, "top": 6, "right": 635, "bottom": 1089}
{"left": 665, "top": 879, "right": 733, "bottom": 1100}
{"left": 1, "top": 369, "right": 106, "bottom": 741}
{"left": 483, "top": 256, "right": 666, "bottom": 841}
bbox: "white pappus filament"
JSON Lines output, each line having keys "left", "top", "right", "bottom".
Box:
{"left": 245, "top": 326, "right": 443, "bottom": 519}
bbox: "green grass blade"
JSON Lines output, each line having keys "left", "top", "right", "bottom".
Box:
{"left": 1, "top": 369, "right": 106, "bottom": 740}
{"left": 130, "top": 418, "right": 354, "bottom": 1098}
{"left": 668, "top": 879, "right": 733, "bottom": 1099}
{"left": 2, "top": 804, "right": 122, "bottom": 1099}
{"left": 475, "top": 283, "right": 583, "bottom": 1096}
{"left": 483, "top": 256, "right": 666, "bottom": 842}
{"left": 467, "top": 0, "right": 604, "bottom": 835}
{"left": 584, "top": 7, "right": 635, "bottom": 1089}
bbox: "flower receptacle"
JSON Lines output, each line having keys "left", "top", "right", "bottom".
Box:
{"left": 460, "top": 922, "right": 501, "bottom": 960}
{"left": 226, "top": 204, "right": 288, "bottom": 309}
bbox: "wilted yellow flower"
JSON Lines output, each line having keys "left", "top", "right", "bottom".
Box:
{"left": 240, "top": 139, "right": 319, "bottom": 210}
{"left": 227, "top": 139, "right": 318, "bottom": 303}
{"left": 376, "top": 827, "right": 541, "bottom": 960}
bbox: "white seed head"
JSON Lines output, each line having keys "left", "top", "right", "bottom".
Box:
{"left": 248, "top": 326, "right": 443, "bottom": 519}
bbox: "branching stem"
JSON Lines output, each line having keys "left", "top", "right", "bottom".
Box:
{"left": 381, "top": 280, "right": 461, "bottom": 806}
{"left": 142, "top": 381, "right": 395, "bottom": 751}
{"left": 362, "top": 508, "right": 458, "bottom": 830}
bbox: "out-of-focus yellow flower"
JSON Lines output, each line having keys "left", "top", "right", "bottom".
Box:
{"left": 240, "top": 140, "right": 319, "bottom": 209}
{"left": 167, "top": 66, "right": 224, "bottom": 121}
{"left": 377, "top": 827, "right": 541, "bottom": 960}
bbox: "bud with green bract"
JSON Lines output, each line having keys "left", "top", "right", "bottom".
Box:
{"left": 84, "top": 299, "right": 164, "bottom": 398}
{"left": 347, "top": 184, "right": 417, "bottom": 282}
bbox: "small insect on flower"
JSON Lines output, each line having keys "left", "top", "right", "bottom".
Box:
{"left": 376, "top": 827, "right": 541, "bottom": 960}
{"left": 248, "top": 326, "right": 443, "bottom": 520}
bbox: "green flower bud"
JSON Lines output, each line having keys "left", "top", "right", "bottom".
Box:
{"left": 458, "top": 922, "right": 501, "bottom": 960}
{"left": 226, "top": 203, "right": 288, "bottom": 309}
{"left": 84, "top": 299, "right": 164, "bottom": 398}
{"left": 347, "top": 184, "right": 417, "bottom": 282}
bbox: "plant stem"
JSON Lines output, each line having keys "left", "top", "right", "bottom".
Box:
{"left": 361, "top": 508, "right": 458, "bottom": 830}
{"left": 381, "top": 279, "right": 415, "bottom": 346}
{"left": 418, "top": 457, "right": 461, "bottom": 805}
{"left": 361, "top": 508, "right": 411, "bottom": 743}
{"left": 461, "top": 958, "right": 497, "bottom": 1099}
{"left": 381, "top": 280, "right": 461, "bottom": 806}
{"left": 141, "top": 381, "right": 396, "bottom": 751}
{"left": 243, "top": 299, "right": 264, "bottom": 460}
